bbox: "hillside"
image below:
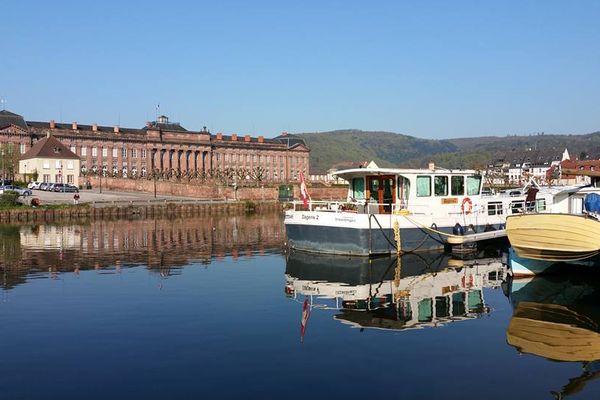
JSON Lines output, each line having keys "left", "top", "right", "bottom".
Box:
{"left": 298, "top": 130, "right": 600, "bottom": 172}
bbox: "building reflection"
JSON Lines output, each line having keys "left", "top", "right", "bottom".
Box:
{"left": 0, "top": 214, "right": 284, "bottom": 290}
{"left": 506, "top": 270, "right": 600, "bottom": 399}
{"left": 285, "top": 250, "right": 506, "bottom": 331}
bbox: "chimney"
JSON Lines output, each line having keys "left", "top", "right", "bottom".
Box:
{"left": 258, "top": 135, "right": 264, "bottom": 143}
{"left": 49, "top": 120, "right": 56, "bottom": 129}
{"left": 113, "top": 125, "right": 120, "bottom": 133}
{"left": 244, "top": 135, "right": 251, "bottom": 142}
{"left": 216, "top": 132, "right": 223, "bottom": 140}
{"left": 72, "top": 122, "right": 78, "bottom": 130}
{"left": 92, "top": 123, "right": 98, "bottom": 132}
{"left": 428, "top": 161, "right": 435, "bottom": 171}
{"left": 231, "top": 134, "right": 238, "bottom": 141}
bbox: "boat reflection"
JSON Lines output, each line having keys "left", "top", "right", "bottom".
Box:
{"left": 0, "top": 214, "right": 284, "bottom": 289}
{"left": 507, "top": 272, "right": 600, "bottom": 398}
{"left": 285, "top": 250, "right": 506, "bottom": 331}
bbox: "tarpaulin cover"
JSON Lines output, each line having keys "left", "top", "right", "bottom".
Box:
{"left": 585, "top": 193, "right": 600, "bottom": 213}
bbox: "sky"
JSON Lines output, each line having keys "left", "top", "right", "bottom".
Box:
{"left": 1, "top": 0, "right": 599, "bottom": 139}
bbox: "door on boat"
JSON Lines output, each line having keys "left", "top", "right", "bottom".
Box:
{"left": 367, "top": 175, "right": 396, "bottom": 214}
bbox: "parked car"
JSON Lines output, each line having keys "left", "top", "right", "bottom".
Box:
{"left": 45, "top": 183, "right": 56, "bottom": 191}
{"left": 28, "top": 181, "right": 42, "bottom": 189}
{"left": 53, "top": 183, "right": 79, "bottom": 192}
{"left": 0, "top": 185, "right": 32, "bottom": 196}
{"left": 39, "top": 182, "right": 50, "bottom": 191}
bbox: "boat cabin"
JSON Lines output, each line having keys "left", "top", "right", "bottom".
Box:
{"left": 336, "top": 167, "right": 483, "bottom": 215}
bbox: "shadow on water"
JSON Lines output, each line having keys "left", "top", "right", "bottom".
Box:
{"left": 285, "top": 247, "right": 507, "bottom": 332}
{"left": 507, "top": 268, "right": 600, "bottom": 399}
{"left": 0, "top": 214, "right": 285, "bottom": 290}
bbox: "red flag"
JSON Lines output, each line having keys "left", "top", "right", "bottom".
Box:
{"left": 300, "top": 172, "right": 310, "bottom": 210}
{"left": 300, "top": 298, "right": 310, "bottom": 343}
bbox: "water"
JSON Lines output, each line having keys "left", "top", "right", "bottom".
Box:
{"left": 1, "top": 215, "right": 599, "bottom": 399}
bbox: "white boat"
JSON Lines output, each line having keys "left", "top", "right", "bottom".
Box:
{"left": 284, "top": 164, "right": 583, "bottom": 256}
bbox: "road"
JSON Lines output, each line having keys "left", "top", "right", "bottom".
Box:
{"left": 28, "top": 188, "right": 223, "bottom": 206}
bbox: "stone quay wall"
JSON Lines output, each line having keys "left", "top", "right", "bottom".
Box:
{"left": 86, "top": 177, "right": 347, "bottom": 201}
{"left": 0, "top": 201, "right": 279, "bottom": 224}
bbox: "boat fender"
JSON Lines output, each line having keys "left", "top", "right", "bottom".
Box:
{"left": 461, "top": 197, "right": 473, "bottom": 214}
{"left": 452, "top": 223, "right": 464, "bottom": 236}
{"left": 466, "top": 224, "right": 476, "bottom": 234}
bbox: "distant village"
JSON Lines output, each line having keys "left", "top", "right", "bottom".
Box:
{"left": 310, "top": 148, "right": 599, "bottom": 189}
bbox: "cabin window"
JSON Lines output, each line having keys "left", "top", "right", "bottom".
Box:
{"left": 450, "top": 176, "right": 464, "bottom": 196}
{"left": 536, "top": 199, "right": 546, "bottom": 212}
{"left": 434, "top": 176, "right": 448, "bottom": 196}
{"left": 487, "top": 202, "right": 503, "bottom": 216}
{"left": 416, "top": 176, "right": 431, "bottom": 197}
{"left": 511, "top": 201, "right": 524, "bottom": 214}
{"left": 397, "top": 176, "right": 410, "bottom": 205}
{"left": 467, "top": 175, "right": 482, "bottom": 195}
{"left": 369, "top": 179, "right": 379, "bottom": 202}
{"left": 352, "top": 178, "right": 364, "bottom": 200}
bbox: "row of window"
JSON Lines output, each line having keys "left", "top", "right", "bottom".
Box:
{"left": 70, "top": 146, "right": 147, "bottom": 159}
{"left": 42, "top": 174, "right": 75, "bottom": 184}
{"left": 42, "top": 160, "right": 75, "bottom": 170}
{"left": 487, "top": 199, "right": 546, "bottom": 215}
{"left": 416, "top": 175, "right": 481, "bottom": 197}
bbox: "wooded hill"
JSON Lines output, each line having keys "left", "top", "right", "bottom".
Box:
{"left": 299, "top": 129, "right": 600, "bottom": 172}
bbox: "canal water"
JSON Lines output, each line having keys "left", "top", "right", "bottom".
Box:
{"left": 0, "top": 214, "right": 599, "bottom": 399}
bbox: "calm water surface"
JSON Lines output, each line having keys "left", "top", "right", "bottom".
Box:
{"left": 0, "top": 214, "right": 599, "bottom": 399}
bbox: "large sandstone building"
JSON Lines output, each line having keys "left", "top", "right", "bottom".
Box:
{"left": 0, "top": 110, "right": 309, "bottom": 183}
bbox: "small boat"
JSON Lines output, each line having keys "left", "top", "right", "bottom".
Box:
{"left": 507, "top": 213, "right": 600, "bottom": 262}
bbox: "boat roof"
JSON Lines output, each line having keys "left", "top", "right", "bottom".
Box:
{"left": 334, "top": 167, "right": 480, "bottom": 179}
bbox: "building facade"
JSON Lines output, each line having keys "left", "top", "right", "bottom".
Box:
{"left": 19, "top": 134, "right": 81, "bottom": 186}
{"left": 0, "top": 110, "right": 309, "bottom": 183}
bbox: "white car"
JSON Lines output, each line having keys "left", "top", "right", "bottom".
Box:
{"left": 28, "top": 181, "right": 42, "bottom": 189}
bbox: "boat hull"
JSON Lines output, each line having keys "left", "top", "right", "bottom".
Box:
{"left": 507, "top": 213, "right": 600, "bottom": 262}
{"left": 285, "top": 211, "right": 504, "bottom": 256}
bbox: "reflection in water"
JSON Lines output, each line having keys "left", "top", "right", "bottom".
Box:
{"left": 507, "top": 272, "right": 600, "bottom": 398}
{"left": 0, "top": 214, "right": 284, "bottom": 290}
{"left": 285, "top": 250, "right": 506, "bottom": 332}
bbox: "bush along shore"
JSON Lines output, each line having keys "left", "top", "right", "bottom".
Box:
{"left": 0, "top": 198, "right": 279, "bottom": 224}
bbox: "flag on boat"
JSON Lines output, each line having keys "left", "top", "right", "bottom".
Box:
{"left": 300, "top": 172, "right": 310, "bottom": 209}
{"left": 300, "top": 298, "right": 311, "bottom": 343}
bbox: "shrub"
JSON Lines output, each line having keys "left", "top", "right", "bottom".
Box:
{"left": 0, "top": 191, "right": 19, "bottom": 207}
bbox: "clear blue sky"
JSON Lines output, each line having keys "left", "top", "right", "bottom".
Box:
{"left": 2, "top": 0, "right": 599, "bottom": 139}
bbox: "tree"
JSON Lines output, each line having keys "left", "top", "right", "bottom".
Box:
{"left": 0, "top": 143, "right": 19, "bottom": 180}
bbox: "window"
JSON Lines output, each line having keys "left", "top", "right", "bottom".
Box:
{"left": 434, "top": 176, "right": 448, "bottom": 196}
{"left": 55, "top": 160, "right": 61, "bottom": 169}
{"left": 398, "top": 176, "right": 411, "bottom": 204}
{"left": 43, "top": 160, "right": 50, "bottom": 169}
{"left": 112, "top": 148, "right": 118, "bottom": 158}
{"left": 67, "top": 160, "right": 74, "bottom": 170}
{"left": 102, "top": 147, "right": 108, "bottom": 157}
{"left": 487, "top": 202, "right": 503, "bottom": 216}
{"left": 536, "top": 199, "right": 546, "bottom": 212}
{"left": 451, "top": 176, "right": 464, "bottom": 196}
{"left": 467, "top": 175, "right": 482, "bottom": 195}
{"left": 416, "top": 176, "right": 431, "bottom": 197}
{"left": 141, "top": 149, "right": 147, "bottom": 158}
{"left": 352, "top": 178, "right": 364, "bottom": 200}
{"left": 92, "top": 147, "right": 97, "bottom": 157}
{"left": 70, "top": 146, "right": 76, "bottom": 154}
{"left": 122, "top": 148, "right": 127, "bottom": 158}
{"left": 19, "top": 143, "right": 26, "bottom": 154}
{"left": 81, "top": 146, "right": 87, "bottom": 156}
{"left": 131, "top": 149, "right": 137, "bottom": 158}
{"left": 43, "top": 174, "right": 50, "bottom": 183}
{"left": 55, "top": 174, "right": 61, "bottom": 182}
{"left": 67, "top": 175, "right": 74, "bottom": 184}
{"left": 511, "top": 201, "right": 524, "bottom": 214}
